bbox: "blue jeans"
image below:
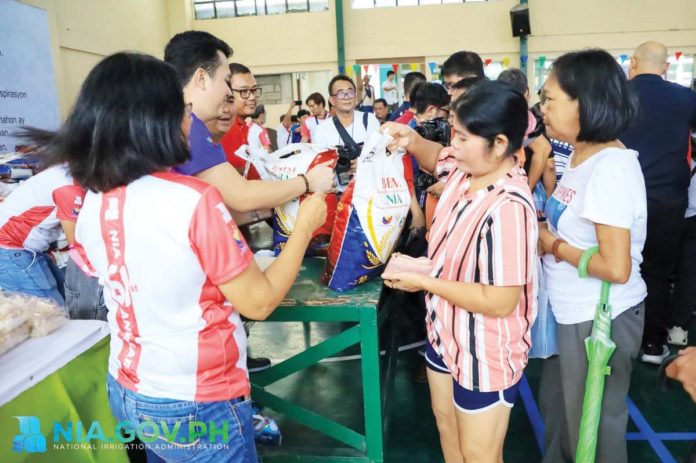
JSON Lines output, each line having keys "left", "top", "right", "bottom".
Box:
{"left": 106, "top": 374, "right": 258, "bottom": 463}
{"left": 0, "top": 247, "right": 64, "bottom": 305}
{"left": 64, "top": 258, "right": 107, "bottom": 321}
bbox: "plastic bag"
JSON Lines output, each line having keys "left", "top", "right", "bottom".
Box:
{"left": 384, "top": 253, "right": 433, "bottom": 276}
{"left": 0, "top": 294, "right": 29, "bottom": 333}
{"left": 0, "top": 293, "right": 68, "bottom": 339}
{"left": 0, "top": 322, "right": 30, "bottom": 356}
{"left": 528, "top": 182, "right": 558, "bottom": 359}
{"left": 29, "top": 298, "right": 69, "bottom": 337}
{"left": 260, "top": 144, "right": 338, "bottom": 257}
{"left": 528, "top": 261, "right": 558, "bottom": 359}
{"left": 322, "top": 131, "right": 411, "bottom": 291}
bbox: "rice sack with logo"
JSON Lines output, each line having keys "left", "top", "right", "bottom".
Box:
{"left": 261, "top": 144, "right": 338, "bottom": 256}
{"left": 322, "top": 131, "right": 411, "bottom": 291}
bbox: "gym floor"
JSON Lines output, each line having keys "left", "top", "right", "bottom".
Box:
{"left": 249, "top": 320, "right": 696, "bottom": 463}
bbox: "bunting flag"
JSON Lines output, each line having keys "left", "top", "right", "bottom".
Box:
{"left": 352, "top": 64, "right": 361, "bottom": 76}
{"left": 538, "top": 56, "right": 547, "bottom": 68}
{"left": 520, "top": 55, "right": 528, "bottom": 65}
{"left": 676, "top": 51, "right": 683, "bottom": 61}
{"left": 392, "top": 63, "right": 399, "bottom": 73}
{"left": 428, "top": 62, "right": 437, "bottom": 74}
{"left": 363, "top": 64, "right": 369, "bottom": 74}
{"left": 338, "top": 65, "right": 346, "bottom": 75}
{"left": 410, "top": 63, "right": 420, "bottom": 71}
{"left": 484, "top": 58, "right": 492, "bottom": 66}
{"left": 619, "top": 54, "right": 628, "bottom": 63}
{"left": 502, "top": 57, "right": 510, "bottom": 68}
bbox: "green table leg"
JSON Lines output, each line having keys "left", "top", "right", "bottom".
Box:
{"left": 359, "top": 307, "right": 384, "bottom": 463}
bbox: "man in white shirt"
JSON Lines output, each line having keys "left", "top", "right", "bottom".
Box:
{"left": 313, "top": 75, "right": 380, "bottom": 149}
{"left": 277, "top": 101, "right": 301, "bottom": 149}
{"left": 247, "top": 104, "right": 271, "bottom": 155}
{"left": 301, "top": 92, "right": 330, "bottom": 143}
{"left": 357, "top": 74, "right": 375, "bottom": 113}
{"left": 382, "top": 70, "right": 399, "bottom": 114}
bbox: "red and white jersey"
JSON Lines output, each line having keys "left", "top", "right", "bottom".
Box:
{"left": 75, "top": 171, "right": 253, "bottom": 402}
{"left": 0, "top": 165, "right": 84, "bottom": 252}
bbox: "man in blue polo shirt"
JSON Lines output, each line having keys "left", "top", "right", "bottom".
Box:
{"left": 164, "top": 31, "right": 334, "bottom": 373}
{"left": 164, "top": 32, "right": 334, "bottom": 212}
{"left": 621, "top": 41, "right": 696, "bottom": 364}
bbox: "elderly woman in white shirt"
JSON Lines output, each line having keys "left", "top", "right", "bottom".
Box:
{"left": 536, "top": 49, "right": 647, "bottom": 463}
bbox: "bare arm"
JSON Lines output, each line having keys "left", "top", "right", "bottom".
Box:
{"left": 218, "top": 194, "right": 326, "bottom": 320}
{"left": 196, "top": 162, "right": 305, "bottom": 212}
{"left": 195, "top": 161, "right": 334, "bottom": 212}
{"left": 424, "top": 279, "right": 523, "bottom": 317}
{"left": 542, "top": 157, "right": 557, "bottom": 197}
{"left": 381, "top": 122, "right": 442, "bottom": 174}
{"left": 283, "top": 102, "right": 296, "bottom": 129}
{"left": 409, "top": 191, "right": 425, "bottom": 230}
{"left": 526, "top": 136, "right": 551, "bottom": 190}
{"left": 382, "top": 268, "right": 523, "bottom": 318}
{"left": 539, "top": 223, "right": 632, "bottom": 284}
{"left": 60, "top": 220, "right": 76, "bottom": 244}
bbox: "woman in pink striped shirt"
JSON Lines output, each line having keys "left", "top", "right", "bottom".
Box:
{"left": 383, "top": 80, "right": 538, "bottom": 463}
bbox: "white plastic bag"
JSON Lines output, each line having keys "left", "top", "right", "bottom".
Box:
{"left": 323, "top": 131, "right": 411, "bottom": 291}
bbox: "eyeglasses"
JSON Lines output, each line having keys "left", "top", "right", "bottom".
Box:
{"left": 331, "top": 89, "right": 356, "bottom": 100}
{"left": 231, "top": 87, "right": 262, "bottom": 99}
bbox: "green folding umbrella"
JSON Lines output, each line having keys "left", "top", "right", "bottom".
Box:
{"left": 576, "top": 246, "right": 615, "bottom": 463}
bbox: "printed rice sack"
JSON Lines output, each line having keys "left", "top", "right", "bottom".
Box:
{"left": 259, "top": 144, "right": 338, "bottom": 256}
{"left": 322, "top": 131, "right": 411, "bottom": 291}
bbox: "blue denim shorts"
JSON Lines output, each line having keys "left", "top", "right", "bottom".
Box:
{"left": 106, "top": 374, "right": 258, "bottom": 462}
{"left": 425, "top": 342, "right": 520, "bottom": 413}
{"left": 0, "top": 247, "right": 64, "bottom": 305}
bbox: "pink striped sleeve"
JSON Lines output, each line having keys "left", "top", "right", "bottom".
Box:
{"left": 484, "top": 200, "right": 534, "bottom": 287}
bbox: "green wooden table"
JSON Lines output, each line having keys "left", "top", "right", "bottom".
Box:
{"left": 251, "top": 258, "right": 391, "bottom": 463}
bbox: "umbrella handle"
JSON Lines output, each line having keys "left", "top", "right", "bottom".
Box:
{"left": 578, "top": 246, "right": 599, "bottom": 279}
{"left": 578, "top": 246, "right": 611, "bottom": 307}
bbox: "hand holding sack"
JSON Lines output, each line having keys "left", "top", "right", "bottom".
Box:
{"left": 257, "top": 143, "right": 338, "bottom": 256}
{"left": 322, "top": 131, "right": 411, "bottom": 291}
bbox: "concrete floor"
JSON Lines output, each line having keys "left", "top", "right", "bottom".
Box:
{"left": 249, "top": 320, "right": 696, "bottom": 463}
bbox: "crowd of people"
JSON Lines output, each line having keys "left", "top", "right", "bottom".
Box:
{"left": 0, "top": 27, "right": 695, "bottom": 463}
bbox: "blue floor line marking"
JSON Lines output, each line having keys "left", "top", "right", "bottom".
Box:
{"left": 627, "top": 432, "right": 696, "bottom": 441}
{"left": 627, "top": 397, "right": 677, "bottom": 463}
{"left": 519, "top": 375, "right": 545, "bottom": 455}
{"left": 519, "top": 376, "right": 692, "bottom": 461}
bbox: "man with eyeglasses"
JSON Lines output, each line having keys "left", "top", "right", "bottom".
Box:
{"left": 313, "top": 74, "right": 380, "bottom": 151}
{"left": 441, "top": 50, "right": 485, "bottom": 97}
{"left": 221, "top": 63, "right": 265, "bottom": 179}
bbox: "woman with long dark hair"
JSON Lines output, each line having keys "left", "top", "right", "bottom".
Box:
{"left": 22, "top": 52, "right": 326, "bottom": 463}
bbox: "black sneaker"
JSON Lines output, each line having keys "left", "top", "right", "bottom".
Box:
{"left": 641, "top": 344, "right": 670, "bottom": 365}
{"left": 248, "top": 356, "right": 272, "bottom": 373}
